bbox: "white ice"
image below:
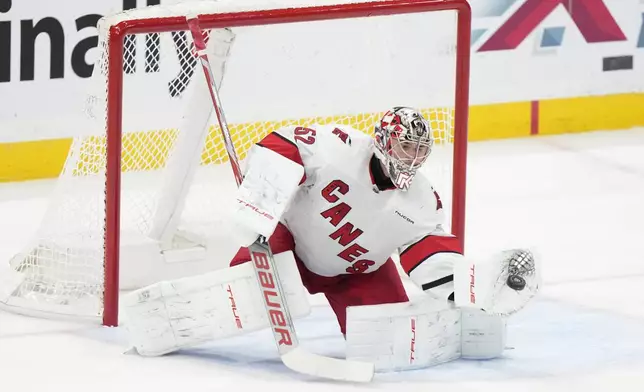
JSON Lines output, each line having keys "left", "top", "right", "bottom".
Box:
{"left": 1, "top": 128, "right": 644, "bottom": 392}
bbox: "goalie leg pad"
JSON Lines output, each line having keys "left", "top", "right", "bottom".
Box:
{"left": 346, "top": 300, "right": 507, "bottom": 372}
{"left": 460, "top": 308, "right": 506, "bottom": 359}
{"left": 122, "top": 251, "right": 310, "bottom": 356}
{"left": 346, "top": 298, "right": 461, "bottom": 372}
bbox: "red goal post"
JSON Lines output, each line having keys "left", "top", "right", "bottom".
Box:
{"left": 1, "top": 0, "right": 471, "bottom": 327}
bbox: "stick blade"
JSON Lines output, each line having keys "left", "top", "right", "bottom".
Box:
{"left": 281, "top": 347, "right": 375, "bottom": 383}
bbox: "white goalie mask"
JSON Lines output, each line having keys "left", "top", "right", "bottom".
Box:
{"left": 374, "top": 107, "right": 434, "bottom": 190}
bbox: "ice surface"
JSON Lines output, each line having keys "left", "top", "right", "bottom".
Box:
{"left": 2, "top": 128, "right": 644, "bottom": 392}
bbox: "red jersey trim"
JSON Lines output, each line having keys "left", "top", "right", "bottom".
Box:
{"left": 400, "top": 235, "right": 461, "bottom": 274}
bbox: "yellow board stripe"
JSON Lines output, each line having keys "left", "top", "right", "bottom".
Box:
{"left": 0, "top": 138, "right": 72, "bottom": 182}
{"left": 469, "top": 101, "right": 532, "bottom": 141}
{"left": 3, "top": 109, "right": 454, "bottom": 180}
{"left": 538, "top": 93, "right": 644, "bottom": 135}
{"left": 1, "top": 92, "right": 642, "bottom": 182}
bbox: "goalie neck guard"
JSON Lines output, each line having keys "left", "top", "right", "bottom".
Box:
{"left": 374, "top": 107, "right": 434, "bottom": 191}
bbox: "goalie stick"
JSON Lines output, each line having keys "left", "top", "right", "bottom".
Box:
{"left": 186, "top": 16, "right": 374, "bottom": 383}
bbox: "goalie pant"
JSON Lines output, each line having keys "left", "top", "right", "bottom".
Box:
{"left": 231, "top": 223, "right": 409, "bottom": 335}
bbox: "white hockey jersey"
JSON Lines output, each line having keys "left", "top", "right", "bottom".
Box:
{"left": 254, "top": 124, "right": 462, "bottom": 300}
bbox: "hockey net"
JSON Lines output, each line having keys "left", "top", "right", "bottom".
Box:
{"left": 0, "top": 0, "right": 470, "bottom": 325}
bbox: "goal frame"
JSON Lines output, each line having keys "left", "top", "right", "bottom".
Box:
{"left": 103, "top": 0, "right": 471, "bottom": 326}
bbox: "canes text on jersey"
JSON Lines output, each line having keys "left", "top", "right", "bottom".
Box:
{"left": 320, "top": 179, "right": 375, "bottom": 274}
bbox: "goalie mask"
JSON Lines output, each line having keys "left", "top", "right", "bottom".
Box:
{"left": 374, "top": 107, "right": 434, "bottom": 190}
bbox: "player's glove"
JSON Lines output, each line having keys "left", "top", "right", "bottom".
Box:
{"left": 455, "top": 248, "right": 541, "bottom": 316}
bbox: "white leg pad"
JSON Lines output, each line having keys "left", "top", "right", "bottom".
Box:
{"left": 122, "top": 251, "right": 310, "bottom": 356}
{"left": 346, "top": 298, "right": 461, "bottom": 372}
{"left": 346, "top": 299, "right": 507, "bottom": 372}
{"left": 460, "top": 308, "right": 506, "bottom": 359}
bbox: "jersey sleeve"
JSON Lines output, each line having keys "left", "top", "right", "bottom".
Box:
{"left": 398, "top": 190, "right": 464, "bottom": 303}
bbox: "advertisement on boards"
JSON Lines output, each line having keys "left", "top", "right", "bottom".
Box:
{"left": 0, "top": 0, "right": 643, "bottom": 143}
{"left": 469, "top": 0, "right": 643, "bottom": 104}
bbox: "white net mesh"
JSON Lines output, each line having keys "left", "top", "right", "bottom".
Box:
{"left": 0, "top": 0, "right": 462, "bottom": 320}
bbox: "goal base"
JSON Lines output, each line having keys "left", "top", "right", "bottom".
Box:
{"left": 1, "top": 234, "right": 238, "bottom": 319}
